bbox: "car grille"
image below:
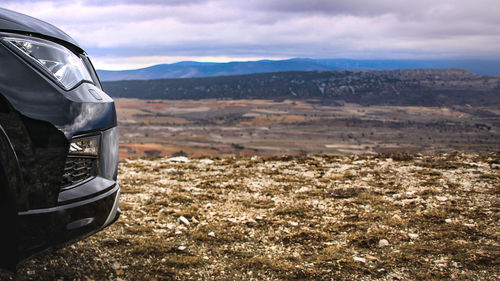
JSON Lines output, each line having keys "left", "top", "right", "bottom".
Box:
{"left": 60, "top": 156, "right": 98, "bottom": 189}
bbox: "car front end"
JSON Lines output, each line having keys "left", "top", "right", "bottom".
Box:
{"left": 0, "top": 8, "right": 120, "bottom": 270}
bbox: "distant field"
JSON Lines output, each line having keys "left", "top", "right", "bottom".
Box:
{"left": 115, "top": 98, "right": 500, "bottom": 158}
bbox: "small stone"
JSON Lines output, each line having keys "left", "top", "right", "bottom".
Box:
{"left": 436, "top": 196, "right": 448, "bottom": 202}
{"left": 178, "top": 216, "right": 190, "bottom": 225}
{"left": 378, "top": 239, "right": 389, "bottom": 247}
{"left": 296, "top": 186, "right": 309, "bottom": 193}
{"left": 353, "top": 256, "right": 367, "bottom": 263}
{"left": 175, "top": 230, "right": 183, "bottom": 235}
{"left": 178, "top": 246, "right": 187, "bottom": 251}
{"left": 289, "top": 221, "right": 298, "bottom": 226}
{"left": 111, "top": 262, "right": 121, "bottom": 270}
{"left": 208, "top": 232, "right": 216, "bottom": 237}
{"left": 408, "top": 233, "right": 419, "bottom": 239}
{"left": 445, "top": 219, "right": 452, "bottom": 223}
{"left": 191, "top": 217, "right": 199, "bottom": 224}
{"left": 199, "top": 159, "right": 214, "bottom": 165}
{"left": 166, "top": 156, "right": 189, "bottom": 163}
{"left": 166, "top": 223, "right": 176, "bottom": 230}
{"left": 434, "top": 258, "right": 448, "bottom": 267}
{"left": 392, "top": 214, "right": 402, "bottom": 221}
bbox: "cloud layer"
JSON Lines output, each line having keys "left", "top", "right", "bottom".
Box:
{"left": 3, "top": 0, "right": 499, "bottom": 69}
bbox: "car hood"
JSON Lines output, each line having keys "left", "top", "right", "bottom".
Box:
{"left": 0, "top": 8, "right": 80, "bottom": 49}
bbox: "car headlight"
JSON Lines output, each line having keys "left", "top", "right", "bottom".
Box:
{"left": 2, "top": 36, "right": 92, "bottom": 90}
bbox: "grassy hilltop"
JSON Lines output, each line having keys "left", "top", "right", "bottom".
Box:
{"left": 5, "top": 153, "right": 499, "bottom": 280}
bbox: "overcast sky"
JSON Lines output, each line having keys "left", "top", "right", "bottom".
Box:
{"left": 2, "top": 0, "right": 499, "bottom": 70}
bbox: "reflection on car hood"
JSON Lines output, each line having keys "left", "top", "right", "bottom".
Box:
{"left": 0, "top": 8, "right": 80, "bottom": 49}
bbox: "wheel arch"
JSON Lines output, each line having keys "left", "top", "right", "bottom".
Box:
{"left": 0, "top": 115, "right": 22, "bottom": 271}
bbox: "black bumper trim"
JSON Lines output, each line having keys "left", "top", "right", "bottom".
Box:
{"left": 18, "top": 183, "right": 118, "bottom": 216}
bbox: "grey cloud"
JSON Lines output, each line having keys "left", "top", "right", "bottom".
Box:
{"left": 2, "top": 0, "right": 499, "bottom": 69}
{"left": 83, "top": 0, "right": 209, "bottom": 6}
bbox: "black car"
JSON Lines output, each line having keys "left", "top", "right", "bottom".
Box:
{"left": 0, "top": 8, "right": 120, "bottom": 270}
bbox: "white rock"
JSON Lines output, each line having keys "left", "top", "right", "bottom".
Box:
{"left": 111, "top": 262, "right": 121, "bottom": 270}
{"left": 353, "top": 257, "right": 367, "bottom": 263}
{"left": 392, "top": 214, "right": 402, "bottom": 221}
{"left": 436, "top": 196, "right": 448, "bottom": 202}
{"left": 166, "top": 223, "right": 176, "bottom": 230}
{"left": 289, "top": 221, "right": 298, "bottom": 226}
{"left": 199, "top": 159, "right": 214, "bottom": 165}
{"left": 208, "top": 232, "right": 215, "bottom": 237}
{"left": 167, "top": 156, "right": 190, "bottom": 163}
{"left": 445, "top": 219, "right": 452, "bottom": 223}
{"left": 296, "top": 186, "right": 309, "bottom": 193}
{"left": 302, "top": 171, "right": 315, "bottom": 178}
{"left": 408, "top": 233, "right": 419, "bottom": 239}
{"left": 178, "top": 216, "right": 190, "bottom": 225}
{"left": 378, "top": 239, "right": 389, "bottom": 247}
{"left": 178, "top": 246, "right": 187, "bottom": 251}
{"left": 175, "top": 230, "right": 183, "bottom": 235}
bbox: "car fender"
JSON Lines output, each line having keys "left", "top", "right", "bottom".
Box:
{"left": 0, "top": 124, "right": 23, "bottom": 271}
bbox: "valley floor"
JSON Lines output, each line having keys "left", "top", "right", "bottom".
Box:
{"left": 116, "top": 99, "right": 500, "bottom": 158}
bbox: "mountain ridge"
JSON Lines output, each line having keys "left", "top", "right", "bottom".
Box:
{"left": 97, "top": 58, "right": 500, "bottom": 81}
{"left": 101, "top": 68, "right": 500, "bottom": 106}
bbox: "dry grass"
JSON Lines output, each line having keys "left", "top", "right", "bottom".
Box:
{"left": 2, "top": 153, "right": 499, "bottom": 280}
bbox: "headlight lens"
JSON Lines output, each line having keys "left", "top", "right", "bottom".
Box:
{"left": 3, "top": 36, "right": 92, "bottom": 90}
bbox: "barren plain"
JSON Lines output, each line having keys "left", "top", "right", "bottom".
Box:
{"left": 116, "top": 98, "right": 499, "bottom": 158}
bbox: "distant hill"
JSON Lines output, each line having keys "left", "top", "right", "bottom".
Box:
{"left": 97, "top": 58, "right": 500, "bottom": 81}
{"left": 102, "top": 69, "right": 500, "bottom": 106}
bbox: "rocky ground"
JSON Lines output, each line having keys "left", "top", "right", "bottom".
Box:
{"left": 2, "top": 153, "right": 499, "bottom": 280}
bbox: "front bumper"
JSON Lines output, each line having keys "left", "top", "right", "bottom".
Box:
{"left": 12, "top": 124, "right": 121, "bottom": 261}
{"left": 17, "top": 183, "right": 121, "bottom": 260}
